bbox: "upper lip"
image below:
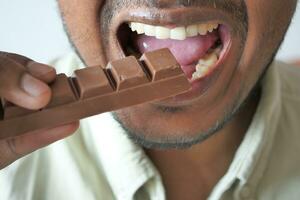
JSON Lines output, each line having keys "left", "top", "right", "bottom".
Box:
{"left": 112, "top": 7, "right": 235, "bottom": 27}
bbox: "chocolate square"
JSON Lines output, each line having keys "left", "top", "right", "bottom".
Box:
{"left": 47, "top": 74, "right": 77, "bottom": 108}
{"left": 74, "top": 66, "right": 114, "bottom": 99}
{"left": 140, "top": 48, "right": 182, "bottom": 81}
{"left": 107, "top": 56, "right": 149, "bottom": 90}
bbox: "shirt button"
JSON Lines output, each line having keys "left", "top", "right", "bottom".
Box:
{"left": 240, "top": 185, "right": 252, "bottom": 198}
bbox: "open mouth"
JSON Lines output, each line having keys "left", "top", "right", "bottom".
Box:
{"left": 109, "top": 7, "right": 236, "bottom": 105}
{"left": 117, "top": 21, "right": 231, "bottom": 84}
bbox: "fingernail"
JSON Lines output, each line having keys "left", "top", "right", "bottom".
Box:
{"left": 27, "top": 61, "right": 54, "bottom": 78}
{"left": 20, "top": 73, "right": 49, "bottom": 97}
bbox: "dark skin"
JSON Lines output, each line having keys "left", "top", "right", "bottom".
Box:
{"left": 0, "top": 0, "right": 298, "bottom": 199}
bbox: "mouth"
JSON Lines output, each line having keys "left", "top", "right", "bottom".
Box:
{"left": 112, "top": 9, "right": 233, "bottom": 104}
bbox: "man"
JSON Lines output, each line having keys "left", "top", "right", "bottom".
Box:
{"left": 0, "top": 0, "right": 300, "bottom": 199}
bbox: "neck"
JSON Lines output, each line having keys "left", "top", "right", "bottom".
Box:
{"left": 145, "top": 91, "right": 260, "bottom": 199}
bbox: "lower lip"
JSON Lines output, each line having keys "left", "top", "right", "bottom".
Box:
{"left": 154, "top": 25, "right": 232, "bottom": 106}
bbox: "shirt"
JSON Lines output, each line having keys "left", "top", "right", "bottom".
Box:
{"left": 1, "top": 53, "right": 300, "bottom": 200}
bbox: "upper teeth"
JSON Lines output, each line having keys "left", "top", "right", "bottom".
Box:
{"left": 129, "top": 22, "right": 219, "bottom": 40}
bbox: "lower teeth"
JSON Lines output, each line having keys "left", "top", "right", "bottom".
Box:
{"left": 191, "top": 48, "right": 220, "bottom": 80}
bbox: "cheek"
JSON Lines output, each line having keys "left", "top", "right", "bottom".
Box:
{"left": 245, "top": 0, "right": 295, "bottom": 58}
{"left": 234, "top": 0, "right": 296, "bottom": 101}
{"left": 58, "top": 0, "right": 106, "bottom": 66}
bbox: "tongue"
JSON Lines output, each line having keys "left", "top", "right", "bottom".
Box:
{"left": 133, "top": 32, "right": 218, "bottom": 66}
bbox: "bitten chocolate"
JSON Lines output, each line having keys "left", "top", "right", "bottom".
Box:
{"left": 0, "top": 48, "right": 190, "bottom": 139}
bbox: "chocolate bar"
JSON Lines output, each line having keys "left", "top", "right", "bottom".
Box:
{"left": 0, "top": 48, "right": 190, "bottom": 139}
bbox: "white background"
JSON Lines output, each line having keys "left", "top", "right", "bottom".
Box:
{"left": 0, "top": 0, "right": 299, "bottom": 63}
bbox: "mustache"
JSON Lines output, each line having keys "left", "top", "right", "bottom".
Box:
{"left": 150, "top": 0, "right": 248, "bottom": 25}
{"left": 148, "top": 0, "right": 244, "bottom": 10}
{"left": 102, "top": 0, "right": 248, "bottom": 39}
{"left": 110, "top": 0, "right": 247, "bottom": 15}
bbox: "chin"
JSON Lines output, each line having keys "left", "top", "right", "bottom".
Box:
{"left": 112, "top": 98, "right": 237, "bottom": 149}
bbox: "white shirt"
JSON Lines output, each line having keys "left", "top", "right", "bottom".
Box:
{"left": 1, "top": 53, "right": 300, "bottom": 200}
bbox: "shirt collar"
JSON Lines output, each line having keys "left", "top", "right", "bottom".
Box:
{"left": 81, "top": 113, "right": 165, "bottom": 200}
{"left": 209, "top": 62, "right": 283, "bottom": 199}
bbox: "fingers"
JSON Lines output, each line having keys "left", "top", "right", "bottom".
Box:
{"left": 0, "top": 52, "right": 77, "bottom": 170}
{"left": 0, "top": 121, "right": 79, "bottom": 169}
{"left": 0, "top": 57, "right": 51, "bottom": 109}
{"left": 0, "top": 52, "right": 32, "bottom": 66}
{"left": 0, "top": 54, "right": 55, "bottom": 110}
{"left": 26, "top": 61, "right": 56, "bottom": 83}
{"left": 0, "top": 52, "right": 56, "bottom": 83}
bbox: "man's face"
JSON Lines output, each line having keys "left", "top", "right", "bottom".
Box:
{"left": 58, "top": 0, "right": 297, "bottom": 148}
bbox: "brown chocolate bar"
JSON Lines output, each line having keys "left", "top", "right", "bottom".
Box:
{"left": 0, "top": 48, "right": 190, "bottom": 139}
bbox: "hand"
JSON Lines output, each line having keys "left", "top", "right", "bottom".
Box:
{"left": 0, "top": 52, "right": 79, "bottom": 169}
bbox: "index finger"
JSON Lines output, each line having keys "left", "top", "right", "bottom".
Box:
{"left": 0, "top": 52, "right": 56, "bottom": 83}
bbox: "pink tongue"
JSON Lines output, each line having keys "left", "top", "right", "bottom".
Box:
{"left": 133, "top": 32, "right": 218, "bottom": 66}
